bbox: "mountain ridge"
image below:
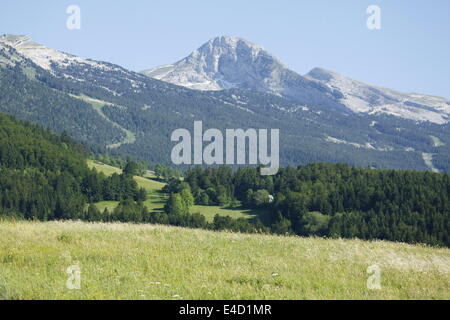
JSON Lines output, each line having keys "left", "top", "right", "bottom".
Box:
{"left": 142, "top": 36, "right": 450, "bottom": 124}
{"left": 1, "top": 33, "right": 450, "bottom": 172}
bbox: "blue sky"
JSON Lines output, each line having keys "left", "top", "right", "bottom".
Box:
{"left": 1, "top": 0, "right": 449, "bottom": 98}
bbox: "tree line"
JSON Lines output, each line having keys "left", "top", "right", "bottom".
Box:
{"left": 176, "top": 164, "right": 450, "bottom": 246}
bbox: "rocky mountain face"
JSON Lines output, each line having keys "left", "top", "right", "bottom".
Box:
{"left": 143, "top": 36, "right": 346, "bottom": 112}
{"left": 143, "top": 36, "right": 450, "bottom": 124}
{"left": 143, "top": 36, "right": 283, "bottom": 91}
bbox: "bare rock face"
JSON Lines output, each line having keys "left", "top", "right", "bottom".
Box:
{"left": 143, "top": 36, "right": 276, "bottom": 91}
{"left": 142, "top": 36, "right": 344, "bottom": 111}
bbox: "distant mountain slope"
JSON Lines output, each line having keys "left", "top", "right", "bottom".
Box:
{"left": 143, "top": 36, "right": 450, "bottom": 124}
{"left": 0, "top": 47, "right": 125, "bottom": 148}
{"left": 1, "top": 34, "right": 450, "bottom": 172}
{"left": 305, "top": 68, "right": 450, "bottom": 124}
{"left": 0, "top": 34, "right": 106, "bottom": 72}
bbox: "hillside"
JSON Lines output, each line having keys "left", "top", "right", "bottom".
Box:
{"left": 0, "top": 57, "right": 125, "bottom": 149}
{"left": 0, "top": 220, "right": 448, "bottom": 300}
{"left": 0, "top": 113, "right": 145, "bottom": 221}
{"left": 87, "top": 160, "right": 270, "bottom": 223}
{"left": 0, "top": 113, "right": 89, "bottom": 219}
{"left": 1, "top": 35, "right": 450, "bottom": 172}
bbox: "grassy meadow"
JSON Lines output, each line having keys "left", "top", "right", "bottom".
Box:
{"left": 87, "top": 160, "right": 269, "bottom": 222}
{"left": 0, "top": 220, "right": 448, "bottom": 300}
{"left": 18, "top": 160, "right": 442, "bottom": 300}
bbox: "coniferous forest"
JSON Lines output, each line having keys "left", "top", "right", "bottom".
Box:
{"left": 0, "top": 112, "right": 449, "bottom": 247}
{"left": 176, "top": 165, "right": 450, "bottom": 247}
{"left": 0, "top": 113, "right": 145, "bottom": 221}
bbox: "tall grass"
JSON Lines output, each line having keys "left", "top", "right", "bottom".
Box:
{"left": 0, "top": 220, "right": 448, "bottom": 300}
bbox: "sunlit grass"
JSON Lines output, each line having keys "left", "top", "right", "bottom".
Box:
{"left": 87, "top": 160, "right": 122, "bottom": 176}
{"left": 134, "top": 176, "right": 165, "bottom": 194}
{"left": 87, "top": 160, "right": 165, "bottom": 194}
{"left": 93, "top": 201, "right": 120, "bottom": 213}
{"left": 192, "top": 205, "right": 272, "bottom": 224}
{"left": 0, "top": 220, "right": 448, "bottom": 300}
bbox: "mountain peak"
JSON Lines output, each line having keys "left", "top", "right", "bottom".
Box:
{"left": 0, "top": 34, "right": 99, "bottom": 72}
{"left": 142, "top": 36, "right": 287, "bottom": 91}
{"left": 0, "top": 34, "right": 67, "bottom": 70}
{"left": 0, "top": 34, "right": 31, "bottom": 44}
{"left": 0, "top": 34, "right": 43, "bottom": 53}
{"left": 197, "top": 35, "right": 280, "bottom": 66}
{"left": 306, "top": 67, "right": 339, "bottom": 81}
{"left": 205, "top": 35, "right": 261, "bottom": 50}
{"left": 142, "top": 36, "right": 450, "bottom": 123}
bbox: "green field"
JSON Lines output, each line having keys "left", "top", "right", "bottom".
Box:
{"left": 88, "top": 160, "right": 168, "bottom": 213}
{"left": 0, "top": 220, "right": 448, "bottom": 300}
{"left": 87, "top": 160, "right": 122, "bottom": 176}
{"left": 191, "top": 205, "right": 272, "bottom": 224}
{"left": 87, "top": 160, "right": 270, "bottom": 222}
{"left": 87, "top": 160, "right": 165, "bottom": 193}
{"left": 92, "top": 201, "right": 121, "bottom": 213}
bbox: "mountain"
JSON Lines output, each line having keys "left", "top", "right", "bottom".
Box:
{"left": 0, "top": 35, "right": 126, "bottom": 149}
{"left": 306, "top": 67, "right": 450, "bottom": 124}
{"left": 1, "top": 34, "right": 450, "bottom": 172}
{"left": 143, "top": 36, "right": 285, "bottom": 91}
{"left": 143, "top": 36, "right": 450, "bottom": 124}
{"left": 0, "top": 34, "right": 105, "bottom": 72}
{"left": 142, "top": 36, "right": 347, "bottom": 112}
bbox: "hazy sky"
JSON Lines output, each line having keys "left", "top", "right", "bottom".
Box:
{"left": 1, "top": 0, "right": 449, "bottom": 98}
